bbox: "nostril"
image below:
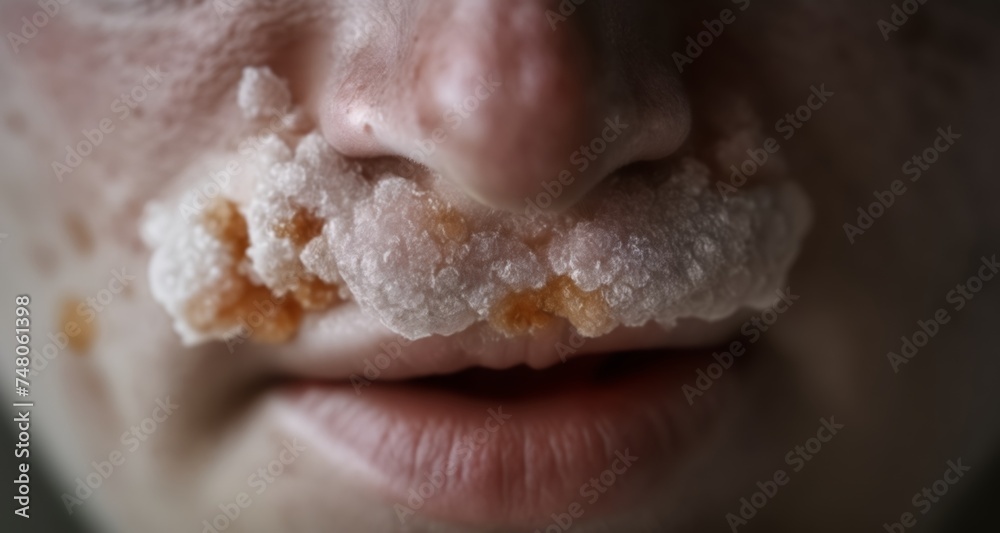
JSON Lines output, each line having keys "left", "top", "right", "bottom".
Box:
{"left": 317, "top": 1, "right": 693, "bottom": 212}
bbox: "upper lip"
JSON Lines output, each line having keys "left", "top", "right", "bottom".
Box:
{"left": 245, "top": 300, "right": 751, "bottom": 382}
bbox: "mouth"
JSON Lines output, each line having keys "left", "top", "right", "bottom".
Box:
{"left": 225, "top": 297, "right": 748, "bottom": 529}
{"left": 271, "top": 338, "right": 733, "bottom": 529}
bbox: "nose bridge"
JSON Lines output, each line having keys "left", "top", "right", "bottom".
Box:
{"left": 408, "top": 1, "right": 595, "bottom": 132}
{"left": 397, "top": 0, "right": 609, "bottom": 206}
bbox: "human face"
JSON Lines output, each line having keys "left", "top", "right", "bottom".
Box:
{"left": 2, "top": 1, "right": 998, "bottom": 532}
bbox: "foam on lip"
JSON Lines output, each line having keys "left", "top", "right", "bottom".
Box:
{"left": 142, "top": 66, "right": 812, "bottom": 345}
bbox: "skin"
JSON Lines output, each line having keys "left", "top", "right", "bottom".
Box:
{"left": 2, "top": 0, "right": 998, "bottom": 532}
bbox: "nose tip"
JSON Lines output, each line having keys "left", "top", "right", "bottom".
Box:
{"left": 321, "top": 0, "right": 690, "bottom": 210}
{"left": 409, "top": 9, "right": 601, "bottom": 208}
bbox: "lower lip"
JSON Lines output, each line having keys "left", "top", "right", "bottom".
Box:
{"left": 275, "top": 350, "right": 731, "bottom": 529}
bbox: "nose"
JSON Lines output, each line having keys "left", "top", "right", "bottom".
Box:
{"left": 320, "top": 0, "right": 691, "bottom": 210}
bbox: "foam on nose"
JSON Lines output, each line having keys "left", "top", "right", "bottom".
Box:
{"left": 142, "top": 67, "right": 811, "bottom": 345}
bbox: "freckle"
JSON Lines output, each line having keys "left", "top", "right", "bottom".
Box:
{"left": 60, "top": 298, "right": 95, "bottom": 356}
{"left": 64, "top": 212, "right": 93, "bottom": 256}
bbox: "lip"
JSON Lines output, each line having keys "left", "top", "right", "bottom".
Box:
{"left": 271, "top": 346, "right": 733, "bottom": 529}
{"left": 241, "top": 299, "right": 750, "bottom": 529}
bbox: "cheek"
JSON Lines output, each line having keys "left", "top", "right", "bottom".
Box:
{"left": 9, "top": 3, "right": 330, "bottom": 189}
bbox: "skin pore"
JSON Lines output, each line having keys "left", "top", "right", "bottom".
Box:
{"left": 1, "top": 0, "right": 998, "bottom": 532}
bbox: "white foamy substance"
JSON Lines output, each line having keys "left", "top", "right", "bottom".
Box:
{"left": 143, "top": 67, "right": 811, "bottom": 344}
